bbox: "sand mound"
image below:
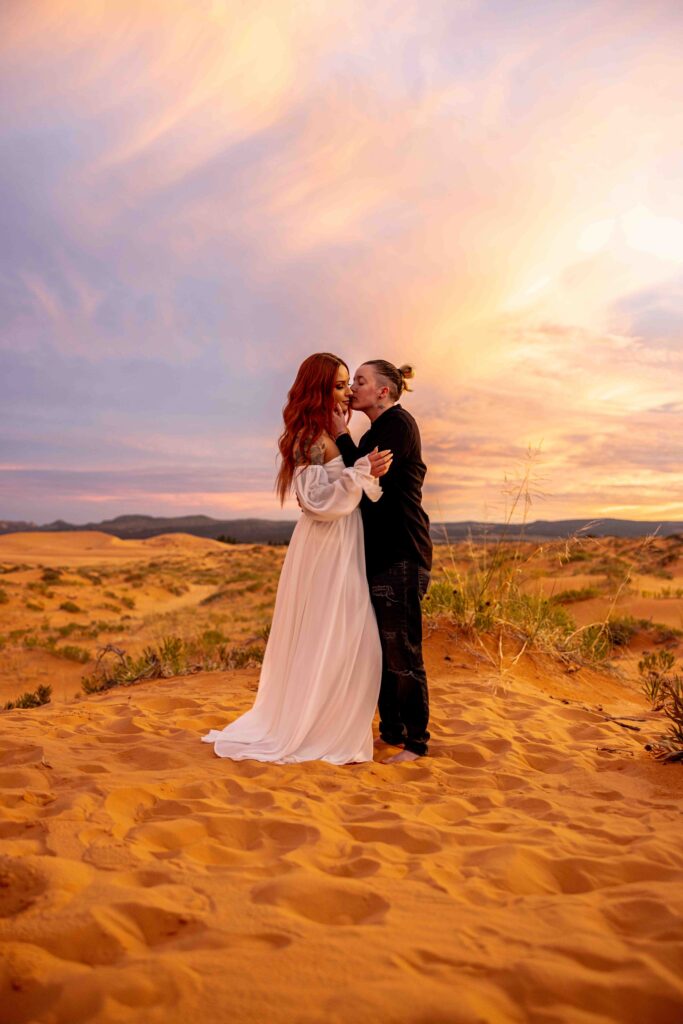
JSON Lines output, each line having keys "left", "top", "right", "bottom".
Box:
{"left": 0, "top": 530, "right": 225, "bottom": 565}
{"left": 1, "top": 648, "right": 682, "bottom": 1024}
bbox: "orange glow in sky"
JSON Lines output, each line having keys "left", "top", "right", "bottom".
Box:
{"left": 1, "top": 1, "right": 682, "bottom": 523}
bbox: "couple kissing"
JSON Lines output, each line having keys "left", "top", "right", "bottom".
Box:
{"left": 202, "top": 353, "right": 432, "bottom": 766}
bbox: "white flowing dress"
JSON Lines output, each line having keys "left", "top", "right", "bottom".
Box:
{"left": 201, "top": 454, "right": 383, "bottom": 764}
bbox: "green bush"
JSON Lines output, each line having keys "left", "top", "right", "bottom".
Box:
{"left": 550, "top": 586, "right": 600, "bottom": 604}
{"left": 56, "top": 645, "right": 91, "bottom": 663}
{"left": 41, "top": 568, "right": 62, "bottom": 584}
{"left": 59, "top": 600, "right": 82, "bottom": 614}
{"left": 81, "top": 633, "right": 266, "bottom": 695}
{"left": 4, "top": 684, "right": 52, "bottom": 710}
{"left": 639, "top": 651, "right": 683, "bottom": 755}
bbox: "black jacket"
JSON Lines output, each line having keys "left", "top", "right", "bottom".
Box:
{"left": 336, "top": 404, "right": 432, "bottom": 577}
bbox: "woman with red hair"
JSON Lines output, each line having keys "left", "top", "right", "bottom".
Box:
{"left": 202, "top": 352, "right": 392, "bottom": 764}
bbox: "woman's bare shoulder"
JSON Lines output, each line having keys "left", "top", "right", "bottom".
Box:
{"left": 294, "top": 431, "right": 324, "bottom": 467}
{"left": 294, "top": 431, "right": 338, "bottom": 466}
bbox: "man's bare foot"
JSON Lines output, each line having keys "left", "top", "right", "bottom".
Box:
{"left": 373, "top": 736, "right": 404, "bottom": 749}
{"left": 381, "top": 749, "right": 422, "bottom": 764}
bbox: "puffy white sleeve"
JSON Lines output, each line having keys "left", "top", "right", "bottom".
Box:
{"left": 294, "top": 455, "right": 382, "bottom": 521}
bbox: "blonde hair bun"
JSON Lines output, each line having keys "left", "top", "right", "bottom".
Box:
{"left": 398, "top": 363, "right": 415, "bottom": 392}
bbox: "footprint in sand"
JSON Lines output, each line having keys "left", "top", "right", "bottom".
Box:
{"left": 126, "top": 812, "right": 319, "bottom": 868}
{"left": 318, "top": 855, "right": 382, "bottom": 879}
{"left": 344, "top": 820, "right": 442, "bottom": 854}
{"left": 441, "top": 742, "right": 493, "bottom": 767}
{"left": 252, "top": 874, "right": 389, "bottom": 925}
{"left": 0, "top": 856, "right": 47, "bottom": 916}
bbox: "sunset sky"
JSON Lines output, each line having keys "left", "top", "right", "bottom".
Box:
{"left": 2, "top": 0, "right": 682, "bottom": 525}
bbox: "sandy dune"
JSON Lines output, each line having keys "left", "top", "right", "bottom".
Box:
{"left": 0, "top": 530, "right": 226, "bottom": 566}
{"left": 1, "top": 634, "right": 682, "bottom": 1024}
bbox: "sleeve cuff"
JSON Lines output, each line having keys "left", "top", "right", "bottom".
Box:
{"left": 352, "top": 455, "right": 382, "bottom": 503}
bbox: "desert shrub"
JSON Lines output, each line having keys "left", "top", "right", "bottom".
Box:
{"left": 565, "top": 550, "right": 592, "bottom": 563}
{"left": 59, "top": 600, "right": 81, "bottom": 613}
{"left": 27, "top": 582, "right": 54, "bottom": 597}
{"left": 639, "top": 650, "right": 676, "bottom": 708}
{"left": 55, "top": 623, "right": 79, "bottom": 638}
{"left": 122, "top": 573, "right": 145, "bottom": 584}
{"left": 422, "top": 581, "right": 469, "bottom": 621}
{"left": 217, "top": 534, "right": 238, "bottom": 544}
{"left": 77, "top": 569, "right": 102, "bottom": 584}
{"left": 200, "top": 589, "right": 230, "bottom": 605}
{"left": 0, "top": 588, "right": 8, "bottom": 604}
{"left": 120, "top": 595, "right": 136, "bottom": 610}
{"left": 166, "top": 583, "right": 189, "bottom": 596}
{"left": 92, "top": 619, "right": 119, "bottom": 634}
{"left": 665, "top": 685, "right": 683, "bottom": 749}
{"left": 604, "top": 616, "right": 640, "bottom": 647}
{"left": 81, "top": 632, "right": 266, "bottom": 695}
{"left": 189, "top": 570, "right": 222, "bottom": 585}
{"left": 82, "top": 638, "right": 186, "bottom": 694}
{"left": 41, "top": 568, "right": 62, "bottom": 584}
{"left": 56, "top": 645, "right": 91, "bottom": 663}
{"left": 4, "top": 684, "right": 52, "bottom": 710}
{"left": 550, "top": 586, "right": 601, "bottom": 604}
{"left": 25, "top": 600, "right": 44, "bottom": 611}
{"left": 201, "top": 628, "right": 229, "bottom": 646}
{"left": 651, "top": 623, "right": 683, "bottom": 645}
{"left": 639, "top": 651, "right": 683, "bottom": 756}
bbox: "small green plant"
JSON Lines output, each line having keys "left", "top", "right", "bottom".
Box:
{"left": 25, "top": 600, "right": 44, "bottom": 611}
{"left": 605, "top": 616, "right": 640, "bottom": 647}
{"left": 565, "top": 550, "right": 592, "bottom": 563}
{"left": 59, "top": 600, "right": 82, "bottom": 613}
{"left": 4, "top": 684, "right": 52, "bottom": 710}
{"left": 77, "top": 569, "right": 102, "bottom": 585}
{"left": 550, "top": 586, "right": 600, "bottom": 604}
{"left": 639, "top": 650, "right": 675, "bottom": 708}
{"left": 41, "top": 568, "right": 62, "bottom": 584}
{"left": 81, "top": 632, "right": 266, "bottom": 695}
{"left": 27, "top": 582, "right": 54, "bottom": 597}
{"left": 55, "top": 622, "right": 79, "bottom": 638}
{"left": 56, "top": 645, "right": 91, "bottom": 663}
{"left": 639, "top": 651, "right": 683, "bottom": 757}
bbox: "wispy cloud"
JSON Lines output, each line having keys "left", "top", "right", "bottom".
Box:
{"left": 1, "top": 1, "right": 682, "bottom": 521}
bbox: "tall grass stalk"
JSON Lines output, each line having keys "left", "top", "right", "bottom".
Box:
{"left": 424, "top": 449, "right": 664, "bottom": 668}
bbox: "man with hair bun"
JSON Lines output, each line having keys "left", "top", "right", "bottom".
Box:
{"left": 332, "top": 359, "right": 432, "bottom": 762}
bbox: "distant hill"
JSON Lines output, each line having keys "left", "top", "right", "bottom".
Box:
{"left": 432, "top": 519, "right": 683, "bottom": 541}
{"left": 1, "top": 514, "right": 682, "bottom": 543}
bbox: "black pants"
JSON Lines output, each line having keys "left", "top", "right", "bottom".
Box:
{"left": 369, "top": 560, "right": 430, "bottom": 756}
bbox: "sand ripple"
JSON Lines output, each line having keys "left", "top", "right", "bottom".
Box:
{"left": 1, "top": 659, "right": 682, "bottom": 1023}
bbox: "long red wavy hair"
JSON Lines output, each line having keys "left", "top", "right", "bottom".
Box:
{"left": 276, "top": 352, "right": 349, "bottom": 504}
